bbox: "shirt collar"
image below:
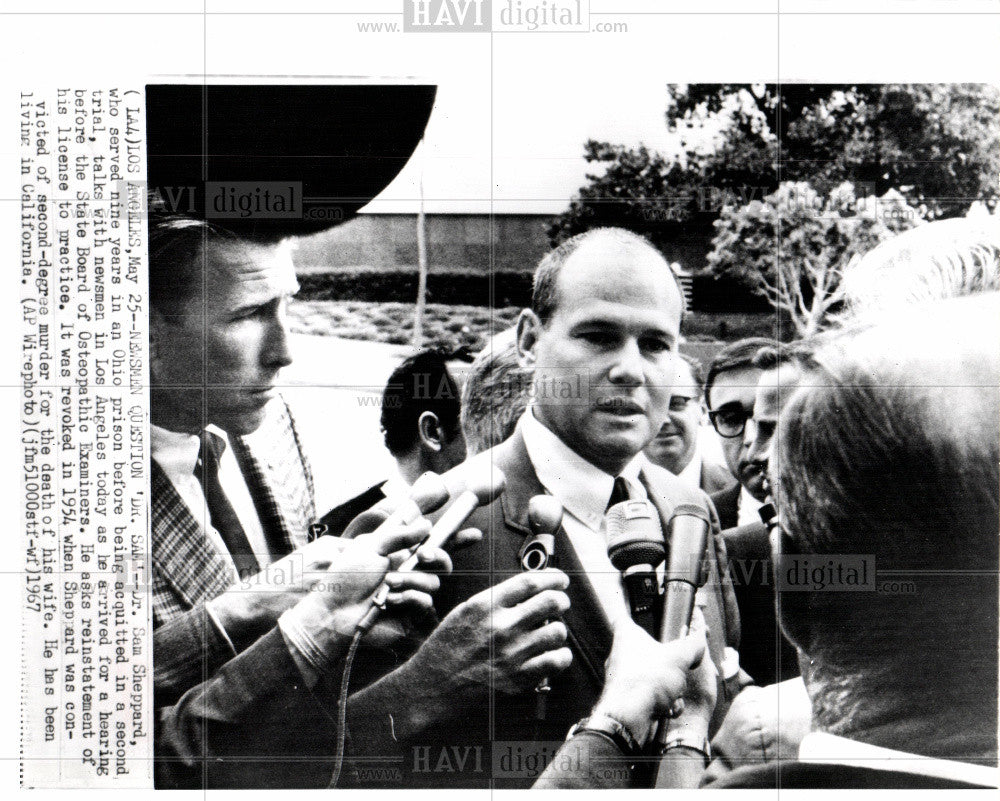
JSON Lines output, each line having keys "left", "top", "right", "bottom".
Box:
{"left": 519, "top": 409, "right": 644, "bottom": 531}
{"left": 151, "top": 422, "right": 232, "bottom": 477}
{"left": 676, "top": 448, "right": 703, "bottom": 490}
{"left": 799, "top": 731, "right": 998, "bottom": 787}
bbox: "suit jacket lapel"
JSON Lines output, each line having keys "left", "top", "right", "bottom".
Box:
{"left": 151, "top": 459, "right": 236, "bottom": 610}
{"left": 494, "top": 431, "right": 613, "bottom": 687}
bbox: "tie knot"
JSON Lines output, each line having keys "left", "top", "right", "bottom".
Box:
{"left": 606, "top": 476, "right": 632, "bottom": 511}
{"left": 197, "top": 430, "right": 227, "bottom": 471}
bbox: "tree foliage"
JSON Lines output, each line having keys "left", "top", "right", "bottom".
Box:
{"left": 706, "top": 181, "right": 919, "bottom": 337}
{"left": 550, "top": 84, "right": 999, "bottom": 265}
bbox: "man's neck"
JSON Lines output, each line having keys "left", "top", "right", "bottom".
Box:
{"left": 806, "top": 667, "right": 997, "bottom": 762}
{"left": 393, "top": 451, "right": 423, "bottom": 487}
{"left": 151, "top": 392, "right": 202, "bottom": 435}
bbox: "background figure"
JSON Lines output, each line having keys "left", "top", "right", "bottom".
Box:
{"left": 841, "top": 217, "right": 1000, "bottom": 318}
{"left": 713, "top": 293, "right": 999, "bottom": 788}
{"left": 460, "top": 328, "right": 534, "bottom": 456}
{"left": 644, "top": 353, "right": 735, "bottom": 494}
{"left": 318, "top": 349, "right": 466, "bottom": 537}
{"left": 703, "top": 337, "right": 779, "bottom": 530}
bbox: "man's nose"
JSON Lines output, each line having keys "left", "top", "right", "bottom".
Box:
{"left": 607, "top": 339, "right": 644, "bottom": 386}
{"left": 745, "top": 423, "right": 769, "bottom": 467}
{"left": 263, "top": 315, "right": 293, "bottom": 368}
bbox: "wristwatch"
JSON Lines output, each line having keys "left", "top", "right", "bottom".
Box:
{"left": 662, "top": 731, "right": 711, "bottom": 759}
{"left": 566, "top": 713, "right": 644, "bottom": 758}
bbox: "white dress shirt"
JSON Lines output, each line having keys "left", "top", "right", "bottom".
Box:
{"left": 798, "top": 731, "right": 999, "bottom": 787}
{"left": 674, "top": 449, "right": 703, "bottom": 491}
{"left": 519, "top": 410, "right": 648, "bottom": 627}
{"left": 151, "top": 423, "right": 273, "bottom": 571}
{"left": 737, "top": 486, "right": 764, "bottom": 527}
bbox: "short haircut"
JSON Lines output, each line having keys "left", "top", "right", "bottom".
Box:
{"left": 773, "top": 296, "right": 999, "bottom": 727}
{"left": 703, "top": 337, "right": 779, "bottom": 408}
{"left": 148, "top": 215, "right": 241, "bottom": 314}
{"left": 380, "top": 350, "right": 461, "bottom": 457}
{"left": 460, "top": 332, "right": 533, "bottom": 456}
{"left": 842, "top": 217, "right": 1000, "bottom": 316}
{"left": 532, "top": 227, "right": 683, "bottom": 325}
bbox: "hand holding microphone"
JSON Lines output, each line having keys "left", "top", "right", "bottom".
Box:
{"left": 654, "top": 503, "right": 711, "bottom": 752}
{"left": 356, "top": 469, "right": 506, "bottom": 633}
{"left": 520, "top": 496, "right": 564, "bottom": 704}
{"left": 341, "top": 470, "right": 451, "bottom": 540}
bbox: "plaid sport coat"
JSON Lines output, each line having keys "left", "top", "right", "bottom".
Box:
{"left": 152, "top": 398, "right": 316, "bottom": 701}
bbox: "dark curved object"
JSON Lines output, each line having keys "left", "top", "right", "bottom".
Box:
{"left": 145, "top": 83, "right": 436, "bottom": 241}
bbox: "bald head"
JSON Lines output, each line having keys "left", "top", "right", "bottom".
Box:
{"left": 532, "top": 227, "right": 683, "bottom": 326}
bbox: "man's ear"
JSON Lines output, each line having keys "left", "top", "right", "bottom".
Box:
{"left": 417, "top": 410, "right": 444, "bottom": 453}
{"left": 515, "top": 308, "right": 541, "bottom": 369}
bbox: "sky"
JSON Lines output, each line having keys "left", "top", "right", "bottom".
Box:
{"left": 360, "top": 38, "right": 692, "bottom": 214}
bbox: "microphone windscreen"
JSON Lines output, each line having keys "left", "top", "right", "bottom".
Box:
{"left": 606, "top": 499, "right": 665, "bottom": 571}
{"left": 464, "top": 467, "right": 506, "bottom": 506}
{"left": 528, "top": 495, "right": 564, "bottom": 536}
{"left": 409, "top": 472, "right": 451, "bottom": 515}
{"left": 665, "top": 504, "right": 710, "bottom": 582}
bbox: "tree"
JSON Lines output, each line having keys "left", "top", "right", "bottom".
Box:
{"left": 550, "top": 84, "right": 999, "bottom": 261}
{"left": 705, "top": 182, "right": 919, "bottom": 337}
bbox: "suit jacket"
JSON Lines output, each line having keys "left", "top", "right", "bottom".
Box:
{"left": 710, "top": 480, "right": 741, "bottom": 531}
{"left": 316, "top": 481, "right": 387, "bottom": 538}
{"left": 344, "top": 428, "right": 746, "bottom": 789}
{"left": 152, "top": 398, "right": 316, "bottom": 704}
{"left": 701, "top": 460, "right": 737, "bottom": 496}
{"left": 721, "top": 522, "right": 800, "bottom": 686}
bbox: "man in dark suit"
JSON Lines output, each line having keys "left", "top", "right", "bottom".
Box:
{"left": 344, "top": 227, "right": 747, "bottom": 788}
{"left": 538, "top": 295, "right": 1000, "bottom": 790}
{"left": 702, "top": 337, "right": 778, "bottom": 530}
{"left": 318, "top": 349, "right": 466, "bottom": 537}
{"left": 644, "top": 352, "right": 737, "bottom": 495}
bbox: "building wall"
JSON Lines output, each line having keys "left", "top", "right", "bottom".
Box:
{"left": 295, "top": 213, "right": 555, "bottom": 273}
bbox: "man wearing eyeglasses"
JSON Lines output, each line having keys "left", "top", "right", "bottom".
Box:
{"left": 644, "top": 354, "right": 736, "bottom": 495}
{"left": 703, "top": 338, "right": 778, "bottom": 530}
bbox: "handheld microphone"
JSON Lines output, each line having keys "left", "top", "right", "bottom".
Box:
{"left": 606, "top": 500, "right": 666, "bottom": 624}
{"left": 341, "top": 471, "right": 450, "bottom": 539}
{"left": 654, "top": 503, "right": 711, "bottom": 753}
{"left": 521, "top": 495, "right": 563, "bottom": 700}
{"left": 659, "top": 503, "right": 711, "bottom": 642}
{"left": 521, "top": 495, "right": 562, "bottom": 572}
{"left": 356, "top": 469, "right": 505, "bottom": 632}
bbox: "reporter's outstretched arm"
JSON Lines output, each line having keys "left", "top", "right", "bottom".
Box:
{"left": 534, "top": 610, "right": 715, "bottom": 789}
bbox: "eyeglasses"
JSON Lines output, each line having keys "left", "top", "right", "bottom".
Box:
{"left": 708, "top": 404, "right": 753, "bottom": 438}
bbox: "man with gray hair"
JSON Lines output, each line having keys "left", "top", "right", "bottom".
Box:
{"left": 460, "top": 328, "right": 533, "bottom": 456}
{"left": 714, "top": 292, "right": 999, "bottom": 787}
{"left": 841, "top": 216, "right": 1000, "bottom": 317}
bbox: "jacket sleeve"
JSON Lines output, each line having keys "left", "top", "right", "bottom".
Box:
{"left": 153, "top": 602, "right": 236, "bottom": 707}
{"left": 533, "top": 732, "right": 636, "bottom": 789}
{"left": 155, "top": 626, "right": 342, "bottom": 789}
